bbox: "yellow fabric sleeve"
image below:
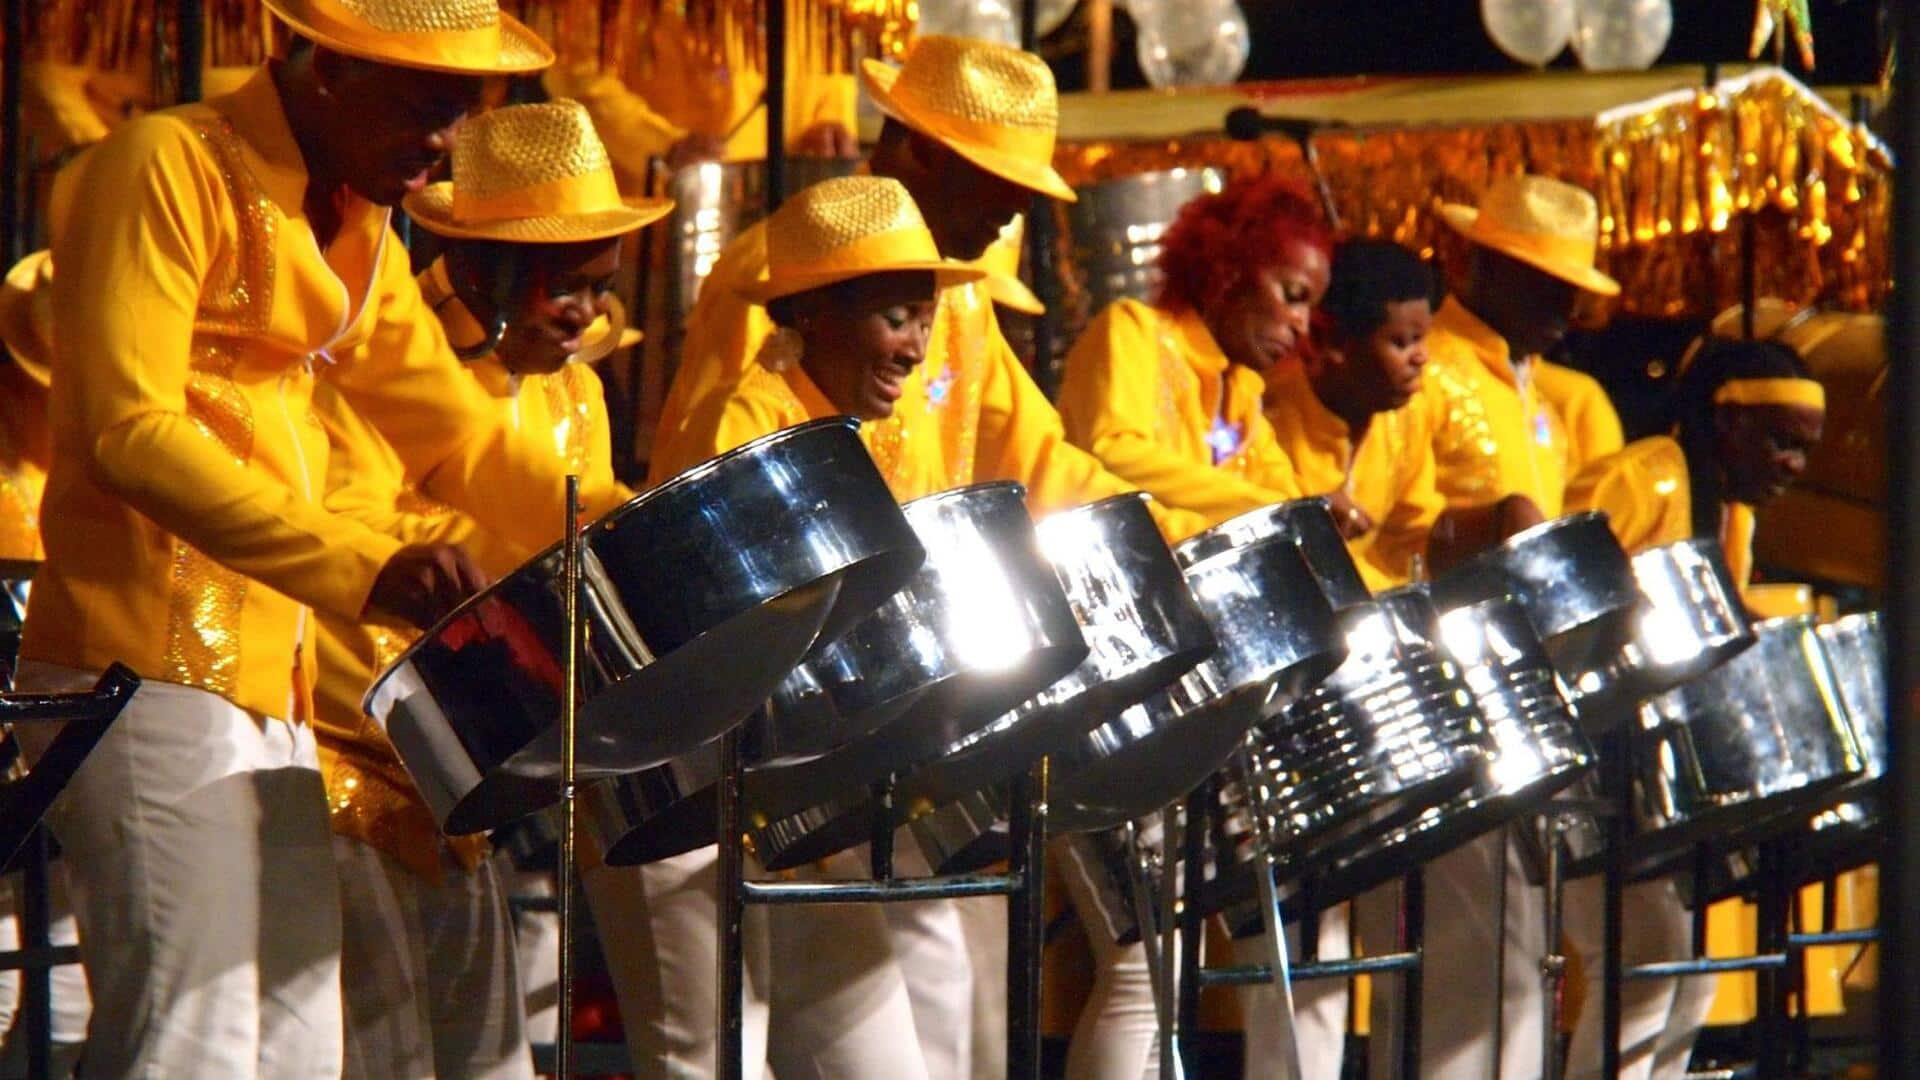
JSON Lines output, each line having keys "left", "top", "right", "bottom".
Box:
{"left": 54, "top": 117, "right": 403, "bottom": 623}
{"left": 1563, "top": 436, "right": 1693, "bottom": 556}
{"left": 1534, "top": 360, "right": 1625, "bottom": 476}
{"left": 1359, "top": 417, "right": 1444, "bottom": 587}
{"left": 1058, "top": 299, "right": 1295, "bottom": 528}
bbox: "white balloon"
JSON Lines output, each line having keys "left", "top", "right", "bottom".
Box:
{"left": 1134, "top": 0, "right": 1249, "bottom": 88}
{"left": 1480, "top": 0, "right": 1575, "bottom": 67}
{"left": 1035, "top": 0, "right": 1079, "bottom": 38}
{"left": 916, "top": 0, "right": 1020, "bottom": 46}
{"left": 1570, "top": 0, "right": 1672, "bottom": 71}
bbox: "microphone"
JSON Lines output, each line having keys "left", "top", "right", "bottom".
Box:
{"left": 1224, "top": 106, "right": 1342, "bottom": 145}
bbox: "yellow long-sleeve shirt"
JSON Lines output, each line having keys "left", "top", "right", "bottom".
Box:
{"left": 312, "top": 340, "right": 628, "bottom": 881}
{"left": 0, "top": 370, "right": 48, "bottom": 563}
{"left": 1056, "top": 299, "right": 1298, "bottom": 527}
{"left": 654, "top": 230, "right": 1207, "bottom": 540}
{"left": 20, "top": 68, "right": 623, "bottom": 721}
{"left": 1263, "top": 362, "right": 1442, "bottom": 591}
{"left": 1564, "top": 436, "right": 1693, "bottom": 557}
{"left": 1534, "top": 359, "right": 1624, "bottom": 479}
{"left": 548, "top": 1, "right": 857, "bottom": 180}
{"left": 1421, "top": 298, "right": 1574, "bottom": 517}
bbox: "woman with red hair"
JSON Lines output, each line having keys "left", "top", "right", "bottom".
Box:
{"left": 1057, "top": 173, "right": 1332, "bottom": 525}
{"left": 1054, "top": 175, "right": 1349, "bottom": 1079}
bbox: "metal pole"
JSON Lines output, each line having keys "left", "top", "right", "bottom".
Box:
{"left": 1884, "top": 6, "right": 1920, "bottom": 1078}
{"left": 1005, "top": 758, "right": 1048, "bottom": 1079}
{"left": 869, "top": 777, "right": 895, "bottom": 881}
{"left": 21, "top": 830, "right": 51, "bottom": 1080}
{"left": 1, "top": 0, "right": 25, "bottom": 267}
{"left": 179, "top": 0, "right": 205, "bottom": 102}
{"left": 1601, "top": 736, "right": 1632, "bottom": 1077}
{"left": 716, "top": 725, "right": 747, "bottom": 1080}
{"left": 1541, "top": 817, "right": 1568, "bottom": 1080}
{"left": 765, "top": 0, "right": 788, "bottom": 208}
{"left": 1490, "top": 829, "right": 1509, "bottom": 1080}
{"left": 1246, "top": 749, "right": 1304, "bottom": 1080}
{"left": 1121, "top": 820, "right": 1174, "bottom": 1079}
{"left": 1176, "top": 784, "right": 1208, "bottom": 1080}
{"left": 1756, "top": 840, "right": 1791, "bottom": 1077}
{"left": 556, "top": 475, "right": 581, "bottom": 1079}
{"left": 1401, "top": 869, "right": 1424, "bottom": 1079}
{"left": 1157, "top": 806, "right": 1182, "bottom": 1079}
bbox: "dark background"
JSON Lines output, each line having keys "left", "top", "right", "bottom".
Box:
{"left": 1042, "top": 0, "right": 1889, "bottom": 91}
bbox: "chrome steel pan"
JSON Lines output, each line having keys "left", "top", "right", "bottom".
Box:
{"left": 1174, "top": 497, "right": 1372, "bottom": 611}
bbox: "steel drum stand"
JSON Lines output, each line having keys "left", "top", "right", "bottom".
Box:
{"left": 713, "top": 745, "right": 1052, "bottom": 1079}
{"left": 1169, "top": 753, "right": 1426, "bottom": 1079}
{"left": 0, "top": 663, "right": 140, "bottom": 1079}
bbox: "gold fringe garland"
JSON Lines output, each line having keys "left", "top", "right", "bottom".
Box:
{"left": 1051, "top": 70, "right": 1890, "bottom": 321}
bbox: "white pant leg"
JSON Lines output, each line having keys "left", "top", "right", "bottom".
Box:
{"left": 1651, "top": 948, "right": 1717, "bottom": 1080}
{"left": 955, "top": 894, "right": 1008, "bottom": 1080}
{"left": 18, "top": 662, "right": 343, "bottom": 1080}
{"left": 0, "top": 866, "right": 90, "bottom": 1078}
{"left": 765, "top": 848, "right": 932, "bottom": 1080}
{"left": 501, "top": 863, "right": 560, "bottom": 1049}
{"left": 583, "top": 846, "right": 773, "bottom": 1078}
{"left": 1236, "top": 905, "right": 1351, "bottom": 1079}
{"left": 1353, "top": 882, "right": 1405, "bottom": 1080}
{"left": 417, "top": 854, "right": 533, "bottom": 1078}
{"left": 1056, "top": 839, "right": 1160, "bottom": 1080}
{"left": 1416, "top": 830, "right": 1545, "bottom": 1080}
{"left": 333, "top": 837, "right": 436, "bottom": 1080}
{"left": 1564, "top": 876, "right": 1701, "bottom": 1080}
{"left": 884, "top": 837, "right": 974, "bottom": 1080}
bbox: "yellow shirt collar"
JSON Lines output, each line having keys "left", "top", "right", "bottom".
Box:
{"left": 1269, "top": 359, "right": 1352, "bottom": 446}
{"left": 782, "top": 362, "right": 842, "bottom": 418}
{"left": 1433, "top": 297, "right": 1523, "bottom": 388}
{"left": 1169, "top": 307, "right": 1231, "bottom": 380}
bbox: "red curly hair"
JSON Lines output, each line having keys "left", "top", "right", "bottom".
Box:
{"left": 1154, "top": 174, "right": 1333, "bottom": 316}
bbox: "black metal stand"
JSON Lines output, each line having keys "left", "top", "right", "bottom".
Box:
{"left": 715, "top": 734, "right": 1050, "bottom": 1079}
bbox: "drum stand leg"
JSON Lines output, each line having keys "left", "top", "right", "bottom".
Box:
{"left": 1756, "top": 839, "right": 1791, "bottom": 1078}
{"left": 1601, "top": 732, "right": 1633, "bottom": 1080}
{"left": 1123, "top": 816, "right": 1178, "bottom": 1080}
{"left": 1176, "top": 782, "right": 1210, "bottom": 1079}
{"left": 716, "top": 723, "right": 748, "bottom": 1080}
{"left": 1006, "top": 759, "right": 1049, "bottom": 1079}
{"left": 1158, "top": 806, "right": 1183, "bottom": 1079}
{"left": 557, "top": 477, "right": 583, "bottom": 1080}
{"left": 1540, "top": 814, "right": 1570, "bottom": 1080}
{"left": 1245, "top": 749, "right": 1305, "bottom": 1080}
{"left": 1400, "top": 868, "right": 1425, "bottom": 1079}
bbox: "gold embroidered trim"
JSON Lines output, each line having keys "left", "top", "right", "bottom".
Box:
{"left": 161, "top": 342, "right": 254, "bottom": 694}
{"left": 190, "top": 118, "right": 278, "bottom": 336}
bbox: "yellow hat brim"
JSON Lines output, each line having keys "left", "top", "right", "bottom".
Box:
{"left": 0, "top": 251, "right": 55, "bottom": 388}
{"left": 404, "top": 181, "right": 673, "bottom": 242}
{"left": 262, "top": 0, "right": 555, "bottom": 75}
{"left": 860, "top": 59, "right": 1078, "bottom": 205}
{"left": 983, "top": 272, "right": 1044, "bottom": 315}
{"left": 1440, "top": 204, "right": 1621, "bottom": 298}
{"left": 738, "top": 260, "right": 986, "bottom": 306}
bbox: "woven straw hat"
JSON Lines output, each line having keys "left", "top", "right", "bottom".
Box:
{"left": 1440, "top": 174, "right": 1620, "bottom": 297}
{"left": 263, "top": 0, "right": 553, "bottom": 74}
{"left": 739, "top": 176, "right": 986, "bottom": 305}
{"left": 976, "top": 214, "right": 1044, "bottom": 315}
{"left": 405, "top": 101, "right": 672, "bottom": 242}
{"left": 0, "top": 251, "right": 54, "bottom": 388}
{"left": 861, "top": 36, "right": 1076, "bottom": 203}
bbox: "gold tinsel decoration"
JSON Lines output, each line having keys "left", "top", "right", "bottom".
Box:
{"left": 1050, "top": 70, "right": 1890, "bottom": 321}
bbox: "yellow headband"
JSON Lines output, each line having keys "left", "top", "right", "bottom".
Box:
{"left": 1712, "top": 377, "right": 1826, "bottom": 411}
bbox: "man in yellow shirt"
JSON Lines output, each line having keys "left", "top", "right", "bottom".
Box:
{"left": 1390, "top": 174, "right": 1624, "bottom": 1080}
{"left": 0, "top": 253, "right": 51, "bottom": 564}
{"left": 308, "top": 100, "right": 664, "bottom": 1080}
{"left": 1534, "top": 356, "right": 1625, "bottom": 478}
{"left": 8, "top": 4, "right": 626, "bottom": 1073}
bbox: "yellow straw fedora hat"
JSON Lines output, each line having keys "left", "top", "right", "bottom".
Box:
{"left": 404, "top": 100, "right": 673, "bottom": 242}
{"left": 977, "top": 214, "right": 1044, "bottom": 315}
{"left": 0, "top": 250, "right": 54, "bottom": 388}
{"left": 262, "top": 0, "right": 553, "bottom": 75}
{"left": 1440, "top": 174, "right": 1620, "bottom": 297}
{"left": 860, "top": 35, "right": 1077, "bottom": 203}
{"left": 739, "top": 176, "right": 987, "bottom": 305}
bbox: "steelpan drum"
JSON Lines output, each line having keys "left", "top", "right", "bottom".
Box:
{"left": 600, "top": 482, "right": 1087, "bottom": 869}
{"left": 1596, "top": 614, "right": 1866, "bottom": 873}
{"left": 367, "top": 418, "right": 923, "bottom": 834}
{"left": 1432, "top": 511, "right": 1640, "bottom": 680}
{"left": 1791, "top": 611, "right": 1887, "bottom": 883}
{"left": 1064, "top": 168, "right": 1226, "bottom": 313}
{"left": 1568, "top": 539, "right": 1756, "bottom": 723}
{"left": 1047, "top": 529, "right": 1347, "bottom": 834}
{"left": 889, "top": 493, "right": 1218, "bottom": 820}
{"left": 1174, "top": 497, "right": 1373, "bottom": 611}
{"left": 1311, "top": 595, "right": 1595, "bottom": 905}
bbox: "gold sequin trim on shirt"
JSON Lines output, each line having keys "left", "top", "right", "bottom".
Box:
{"left": 161, "top": 341, "right": 254, "bottom": 695}
{"left": 190, "top": 118, "right": 278, "bottom": 336}
{"left": 1425, "top": 356, "right": 1500, "bottom": 502}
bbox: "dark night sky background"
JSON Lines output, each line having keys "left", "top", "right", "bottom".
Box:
{"left": 1042, "top": 0, "right": 1888, "bottom": 90}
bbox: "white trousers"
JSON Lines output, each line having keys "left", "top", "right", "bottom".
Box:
{"left": 953, "top": 893, "right": 1008, "bottom": 1080}
{"left": 883, "top": 841, "right": 977, "bottom": 1080}
{"left": 17, "top": 661, "right": 344, "bottom": 1079}
{"left": 585, "top": 842, "right": 929, "bottom": 1079}
{"left": 0, "top": 866, "right": 88, "bottom": 1078}
{"left": 1562, "top": 876, "right": 1716, "bottom": 1080}
{"left": 333, "top": 837, "right": 533, "bottom": 1079}
{"left": 1370, "top": 830, "right": 1544, "bottom": 1079}
{"left": 500, "top": 863, "right": 560, "bottom": 1048}
{"left": 1057, "top": 843, "right": 1348, "bottom": 1079}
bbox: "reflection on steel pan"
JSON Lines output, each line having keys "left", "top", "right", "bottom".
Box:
{"left": 1432, "top": 511, "right": 1640, "bottom": 680}
{"left": 367, "top": 418, "right": 923, "bottom": 835}
{"left": 1568, "top": 539, "right": 1755, "bottom": 722}
{"left": 1063, "top": 168, "right": 1226, "bottom": 312}
{"left": 597, "top": 483, "right": 1085, "bottom": 869}
{"left": 1173, "top": 497, "right": 1372, "bottom": 611}
{"left": 1048, "top": 532, "right": 1345, "bottom": 834}
{"left": 908, "top": 783, "right": 1011, "bottom": 876}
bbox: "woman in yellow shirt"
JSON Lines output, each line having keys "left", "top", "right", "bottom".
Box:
{"left": 1057, "top": 174, "right": 1330, "bottom": 526}
{"left": 1561, "top": 336, "right": 1825, "bottom": 1080}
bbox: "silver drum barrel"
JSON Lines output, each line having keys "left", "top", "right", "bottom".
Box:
{"left": 1063, "top": 168, "right": 1226, "bottom": 312}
